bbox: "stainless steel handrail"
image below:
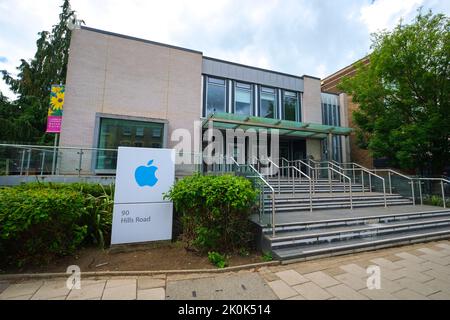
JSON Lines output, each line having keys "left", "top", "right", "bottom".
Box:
{"left": 229, "top": 157, "right": 277, "bottom": 235}
{"left": 370, "top": 168, "right": 415, "bottom": 205}
{"left": 338, "top": 165, "right": 387, "bottom": 207}
{"left": 414, "top": 177, "right": 449, "bottom": 208}
{"left": 315, "top": 165, "right": 353, "bottom": 209}
{"left": 266, "top": 158, "right": 313, "bottom": 212}
{"left": 246, "top": 164, "right": 277, "bottom": 237}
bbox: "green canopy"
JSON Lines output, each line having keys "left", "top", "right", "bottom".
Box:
{"left": 202, "top": 112, "right": 352, "bottom": 138}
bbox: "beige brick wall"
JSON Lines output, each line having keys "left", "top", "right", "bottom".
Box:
{"left": 302, "top": 76, "right": 322, "bottom": 124}
{"left": 59, "top": 29, "right": 202, "bottom": 174}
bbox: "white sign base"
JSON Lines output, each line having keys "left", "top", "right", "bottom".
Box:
{"left": 111, "top": 202, "right": 173, "bottom": 245}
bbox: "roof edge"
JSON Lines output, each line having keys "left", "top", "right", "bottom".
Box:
{"left": 79, "top": 26, "right": 203, "bottom": 55}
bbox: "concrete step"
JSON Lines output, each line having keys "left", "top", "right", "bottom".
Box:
{"left": 271, "top": 226, "right": 450, "bottom": 261}
{"left": 267, "top": 216, "right": 450, "bottom": 250}
{"left": 262, "top": 209, "right": 450, "bottom": 234}
{"left": 265, "top": 199, "right": 412, "bottom": 213}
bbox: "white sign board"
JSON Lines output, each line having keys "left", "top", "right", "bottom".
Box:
{"left": 111, "top": 147, "right": 175, "bottom": 245}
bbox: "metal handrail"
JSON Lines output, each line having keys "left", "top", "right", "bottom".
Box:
{"left": 281, "top": 164, "right": 313, "bottom": 212}
{"left": 370, "top": 168, "right": 415, "bottom": 205}
{"left": 246, "top": 164, "right": 277, "bottom": 237}
{"left": 414, "top": 177, "right": 449, "bottom": 208}
{"left": 340, "top": 166, "right": 387, "bottom": 207}
{"left": 315, "top": 165, "right": 353, "bottom": 209}
{"left": 266, "top": 158, "right": 313, "bottom": 212}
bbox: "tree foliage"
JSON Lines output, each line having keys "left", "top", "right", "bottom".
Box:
{"left": 339, "top": 10, "right": 449, "bottom": 174}
{"left": 0, "top": 0, "right": 78, "bottom": 144}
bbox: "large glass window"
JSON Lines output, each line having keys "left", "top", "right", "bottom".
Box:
{"left": 96, "top": 118, "right": 164, "bottom": 170}
{"left": 321, "top": 92, "right": 342, "bottom": 162}
{"left": 234, "top": 82, "right": 253, "bottom": 116}
{"left": 260, "top": 87, "right": 276, "bottom": 118}
{"left": 283, "top": 91, "right": 299, "bottom": 121}
{"left": 205, "top": 77, "right": 226, "bottom": 116}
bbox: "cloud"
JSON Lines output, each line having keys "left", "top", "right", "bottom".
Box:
{"left": 0, "top": 0, "right": 448, "bottom": 99}
{"left": 0, "top": 56, "right": 7, "bottom": 63}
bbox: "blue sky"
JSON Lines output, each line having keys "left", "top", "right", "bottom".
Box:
{"left": 0, "top": 0, "right": 449, "bottom": 99}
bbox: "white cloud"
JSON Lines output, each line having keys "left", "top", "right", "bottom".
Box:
{"left": 0, "top": 0, "right": 448, "bottom": 99}
{"left": 360, "top": 0, "right": 424, "bottom": 33}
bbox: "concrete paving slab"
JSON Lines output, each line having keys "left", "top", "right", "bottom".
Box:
{"left": 31, "top": 280, "right": 70, "bottom": 300}
{"left": 303, "top": 271, "right": 340, "bottom": 288}
{"left": 137, "top": 287, "right": 165, "bottom": 300}
{"left": 395, "top": 278, "right": 439, "bottom": 297}
{"left": 67, "top": 280, "right": 106, "bottom": 300}
{"left": 137, "top": 277, "right": 166, "bottom": 290}
{"left": 102, "top": 279, "right": 136, "bottom": 300}
{"left": 334, "top": 273, "right": 367, "bottom": 291}
{"left": 292, "top": 282, "right": 333, "bottom": 300}
{"left": 0, "top": 281, "right": 43, "bottom": 300}
{"left": 166, "top": 273, "right": 277, "bottom": 300}
{"left": 326, "top": 284, "right": 368, "bottom": 300}
{"left": 359, "top": 288, "right": 397, "bottom": 300}
{"left": 392, "top": 288, "right": 429, "bottom": 300}
{"left": 275, "top": 270, "right": 308, "bottom": 286}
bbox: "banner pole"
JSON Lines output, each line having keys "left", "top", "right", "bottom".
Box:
{"left": 51, "top": 133, "right": 59, "bottom": 175}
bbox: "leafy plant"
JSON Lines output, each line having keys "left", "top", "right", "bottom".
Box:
{"left": 208, "top": 251, "right": 228, "bottom": 268}
{"left": 164, "top": 174, "right": 258, "bottom": 253}
{"left": 261, "top": 251, "right": 273, "bottom": 262}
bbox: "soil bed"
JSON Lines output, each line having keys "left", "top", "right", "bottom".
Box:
{"left": 2, "top": 242, "right": 265, "bottom": 274}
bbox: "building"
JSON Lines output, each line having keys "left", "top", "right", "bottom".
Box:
{"left": 321, "top": 57, "right": 373, "bottom": 168}
{"left": 59, "top": 26, "right": 352, "bottom": 175}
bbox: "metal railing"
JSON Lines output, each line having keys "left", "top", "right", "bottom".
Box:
{"left": 312, "top": 165, "right": 353, "bottom": 209}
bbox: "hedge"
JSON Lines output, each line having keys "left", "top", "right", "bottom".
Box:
{"left": 0, "top": 183, "right": 113, "bottom": 267}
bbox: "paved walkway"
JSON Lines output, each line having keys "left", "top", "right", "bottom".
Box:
{"left": 1, "top": 240, "right": 450, "bottom": 300}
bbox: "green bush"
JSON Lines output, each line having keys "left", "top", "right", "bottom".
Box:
{"left": 0, "top": 183, "right": 114, "bottom": 267}
{"left": 164, "top": 174, "right": 257, "bottom": 253}
{"left": 208, "top": 251, "right": 228, "bottom": 268}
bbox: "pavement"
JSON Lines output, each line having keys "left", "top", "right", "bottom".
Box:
{"left": 1, "top": 240, "right": 450, "bottom": 300}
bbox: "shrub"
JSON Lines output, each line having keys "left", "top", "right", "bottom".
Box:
{"left": 0, "top": 183, "right": 114, "bottom": 267}
{"left": 0, "top": 188, "right": 87, "bottom": 266}
{"left": 261, "top": 251, "right": 273, "bottom": 262}
{"left": 208, "top": 251, "right": 228, "bottom": 268}
{"left": 164, "top": 174, "right": 257, "bottom": 253}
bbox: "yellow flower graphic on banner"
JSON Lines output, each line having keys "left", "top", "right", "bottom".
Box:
{"left": 48, "top": 85, "right": 65, "bottom": 116}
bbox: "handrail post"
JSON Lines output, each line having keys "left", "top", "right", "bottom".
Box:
{"left": 411, "top": 180, "right": 416, "bottom": 205}
{"left": 272, "top": 190, "right": 276, "bottom": 237}
{"left": 77, "top": 148, "right": 84, "bottom": 177}
{"left": 20, "top": 149, "right": 25, "bottom": 176}
{"left": 40, "top": 151, "right": 46, "bottom": 176}
{"left": 442, "top": 180, "right": 446, "bottom": 208}
{"left": 328, "top": 167, "right": 332, "bottom": 193}
{"left": 349, "top": 178, "right": 353, "bottom": 209}
{"left": 419, "top": 180, "right": 423, "bottom": 205}
{"left": 361, "top": 170, "right": 365, "bottom": 194}
{"left": 26, "top": 148, "right": 31, "bottom": 176}
{"left": 292, "top": 167, "right": 295, "bottom": 197}
{"left": 352, "top": 163, "right": 356, "bottom": 184}
{"left": 383, "top": 180, "right": 387, "bottom": 207}
{"left": 369, "top": 174, "right": 372, "bottom": 192}
{"left": 309, "top": 179, "right": 313, "bottom": 212}
{"left": 388, "top": 171, "right": 392, "bottom": 194}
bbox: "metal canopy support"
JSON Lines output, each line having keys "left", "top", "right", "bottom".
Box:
{"left": 328, "top": 132, "right": 333, "bottom": 161}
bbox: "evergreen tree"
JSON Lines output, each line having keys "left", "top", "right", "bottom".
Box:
{"left": 1, "top": 0, "right": 81, "bottom": 144}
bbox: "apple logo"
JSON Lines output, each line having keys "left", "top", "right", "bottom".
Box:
{"left": 135, "top": 160, "right": 158, "bottom": 187}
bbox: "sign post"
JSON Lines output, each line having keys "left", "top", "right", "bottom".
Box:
{"left": 46, "top": 85, "right": 65, "bottom": 174}
{"left": 111, "top": 147, "right": 175, "bottom": 245}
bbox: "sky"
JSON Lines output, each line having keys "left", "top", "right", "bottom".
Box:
{"left": 0, "top": 0, "right": 449, "bottom": 99}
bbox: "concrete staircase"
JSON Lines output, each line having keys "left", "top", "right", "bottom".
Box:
{"left": 256, "top": 177, "right": 450, "bottom": 261}
{"left": 261, "top": 208, "right": 450, "bottom": 261}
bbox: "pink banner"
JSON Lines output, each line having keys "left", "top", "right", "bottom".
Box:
{"left": 46, "top": 116, "right": 62, "bottom": 133}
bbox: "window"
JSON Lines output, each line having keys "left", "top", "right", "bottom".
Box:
{"left": 234, "top": 82, "right": 253, "bottom": 116}
{"left": 96, "top": 118, "right": 164, "bottom": 170}
{"left": 283, "top": 91, "right": 299, "bottom": 121}
{"left": 205, "top": 77, "right": 226, "bottom": 116}
{"left": 321, "top": 93, "right": 342, "bottom": 162}
{"left": 260, "top": 87, "right": 276, "bottom": 118}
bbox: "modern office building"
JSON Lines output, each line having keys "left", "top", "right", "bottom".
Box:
{"left": 59, "top": 26, "right": 352, "bottom": 175}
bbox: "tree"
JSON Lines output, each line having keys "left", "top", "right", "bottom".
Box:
{"left": 1, "top": 0, "right": 79, "bottom": 144}
{"left": 339, "top": 10, "right": 449, "bottom": 174}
